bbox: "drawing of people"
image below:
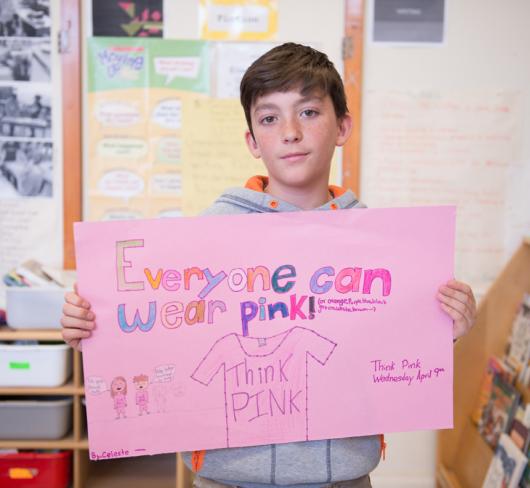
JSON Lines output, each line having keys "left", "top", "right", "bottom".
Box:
{"left": 133, "top": 374, "right": 150, "bottom": 416}
{"left": 110, "top": 376, "right": 127, "bottom": 419}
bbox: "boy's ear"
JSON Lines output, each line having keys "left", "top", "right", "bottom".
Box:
{"left": 245, "top": 130, "right": 261, "bottom": 159}
{"left": 335, "top": 113, "right": 353, "bottom": 147}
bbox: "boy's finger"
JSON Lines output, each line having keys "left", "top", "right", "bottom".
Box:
{"left": 443, "top": 280, "right": 475, "bottom": 303}
{"left": 60, "top": 315, "right": 95, "bottom": 330}
{"left": 438, "top": 287, "right": 469, "bottom": 306}
{"left": 64, "top": 291, "right": 91, "bottom": 309}
{"left": 62, "top": 302, "right": 95, "bottom": 321}
{"left": 437, "top": 293, "right": 468, "bottom": 316}
{"left": 66, "top": 337, "right": 83, "bottom": 352}
{"left": 439, "top": 302, "right": 460, "bottom": 321}
{"left": 62, "top": 327, "right": 91, "bottom": 344}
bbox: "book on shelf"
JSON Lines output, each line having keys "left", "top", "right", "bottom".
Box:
{"left": 478, "top": 373, "right": 520, "bottom": 449}
{"left": 472, "top": 356, "right": 517, "bottom": 426}
{"left": 508, "top": 417, "right": 530, "bottom": 452}
{"left": 507, "top": 294, "right": 530, "bottom": 385}
{"left": 482, "top": 432, "right": 527, "bottom": 488}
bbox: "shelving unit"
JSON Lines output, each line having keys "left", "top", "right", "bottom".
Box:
{"left": 0, "top": 326, "right": 193, "bottom": 488}
{"left": 437, "top": 238, "right": 530, "bottom": 487}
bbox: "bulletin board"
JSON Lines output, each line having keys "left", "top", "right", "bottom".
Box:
{"left": 75, "top": 0, "right": 354, "bottom": 263}
{"left": 0, "top": 0, "right": 65, "bottom": 302}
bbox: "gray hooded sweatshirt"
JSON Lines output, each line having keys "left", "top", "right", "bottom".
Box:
{"left": 182, "top": 177, "right": 382, "bottom": 488}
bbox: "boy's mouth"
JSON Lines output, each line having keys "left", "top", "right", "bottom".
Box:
{"left": 281, "top": 152, "right": 309, "bottom": 162}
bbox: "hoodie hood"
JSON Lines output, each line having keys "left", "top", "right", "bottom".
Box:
{"left": 202, "top": 175, "right": 365, "bottom": 216}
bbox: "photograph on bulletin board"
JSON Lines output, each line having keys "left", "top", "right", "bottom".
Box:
{"left": 92, "top": 0, "right": 163, "bottom": 37}
{"left": 0, "top": 38, "right": 51, "bottom": 82}
{"left": 0, "top": 0, "right": 51, "bottom": 37}
{"left": 199, "top": 0, "right": 278, "bottom": 41}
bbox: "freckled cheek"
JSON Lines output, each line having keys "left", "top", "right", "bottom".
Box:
{"left": 256, "top": 133, "right": 278, "bottom": 156}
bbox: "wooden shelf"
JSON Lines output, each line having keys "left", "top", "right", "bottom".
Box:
{"left": 85, "top": 453, "right": 177, "bottom": 488}
{"left": 437, "top": 240, "right": 530, "bottom": 487}
{"left": 436, "top": 465, "right": 464, "bottom": 488}
{"left": 0, "top": 434, "right": 88, "bottom": 450}
{"left": 0, "top": 326, "right": 191, "bottom": 488}
{"left": 0, "top": 326, "right": 63, "bottom": 341}
{"left": 0, "top": 379, "right": 84, "bottom": 395}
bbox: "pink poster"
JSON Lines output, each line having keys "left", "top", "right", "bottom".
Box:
{"left": 75, "top": 206, "right": 455, "bottom": 460}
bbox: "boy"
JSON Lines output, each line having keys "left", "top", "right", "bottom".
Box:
{"left": 62, "top": 43, "right": 476, "bottom": 488}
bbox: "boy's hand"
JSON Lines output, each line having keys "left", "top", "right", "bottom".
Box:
{"left": 61, "top": 283, "right": 95, "bottom": 352}
{"left": 437, "top": 279, "right": 476, "bottom": 340}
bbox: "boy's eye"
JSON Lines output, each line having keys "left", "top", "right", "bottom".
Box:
{"left": 260, "top": 115, "right": 276, "bottom": 125}
{"left": 301, "top": 109, "right": 318, "bottom": 118}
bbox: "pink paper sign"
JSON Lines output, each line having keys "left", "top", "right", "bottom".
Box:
{"left": 75, "top": 206, "right": 455, "bottom": 460}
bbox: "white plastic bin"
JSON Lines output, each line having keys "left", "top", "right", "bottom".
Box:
{"left": 6, "top": 288, "right": 68, "bottom": 329}
{"left": 0, "top": 397, "right": 73, "bottom": 439}
{"left": 0, "top": 344, "right": 72, "bottom": 387}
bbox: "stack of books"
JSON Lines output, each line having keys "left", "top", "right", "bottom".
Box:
{"left": 475, "top": 294, "right": 530, "bottom": 487}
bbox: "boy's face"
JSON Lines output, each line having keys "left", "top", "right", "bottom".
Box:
{"left": 245, "top": 89, "right": 352, "bottom": 192}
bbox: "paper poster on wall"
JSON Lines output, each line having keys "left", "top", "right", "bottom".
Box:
{"left": 361, "top": 90, "right": 522, "bottom": 292}
{"left": 0, "top": 0, "right": 59, "bottom": 305}
{"left": 200, "top": 0, "right": 278, "bottom": 41}
{"left": 92, "top": 0, "right": 163, "bottom": 37}
{"left": 86, "top": 38, "right": 210, "bottom": 220}
{"left": 86, "top": 38, "right": 298, "bottom": 221}
{"left": 181, "top": 97, "right": 265, "bottom": 216}
{"left": 371, "top": 0, "right": 445, "bottom": 44}
{"left": 213, "top": 42, "right": 276, "bottom": 98}
{"left": 76, "top": 206, "right": 455, "bottom": 459}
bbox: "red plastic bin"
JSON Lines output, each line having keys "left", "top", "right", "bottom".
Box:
{"left": 0, "top": 451, "right": 71, "bottom": 488}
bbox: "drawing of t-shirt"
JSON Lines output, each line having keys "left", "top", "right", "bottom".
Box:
{"left": 191, "top": 326, "right": 337, "bottom": 448}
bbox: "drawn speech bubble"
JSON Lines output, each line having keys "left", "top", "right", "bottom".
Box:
{"left": 95, "top": 101, "right": 140, "bottom": 128}
{"left": 154, "top": 56, "right": 201, "bottom": 84}
{"left": 97, "top": 138, "right": 148, "bottom": 160}
{"left": 154, "top": 364, "right": 176, "bottom": 383}
{"left": 152, "top": 99, "right": 182, "bottom": 130}
{"left": 151, "top": 173, "right": 182, "bottom": 194}
{"left": 102, "top": 208, "right": 144, "bottom": 221}
{"left": 156, "top": 137, "right": 181, "bottom": 165}
{"left": 98, "top": 170, "right": 145, "bottom": 198}
{"left": 87, "top": 376, "right": 108, "bottom": 395}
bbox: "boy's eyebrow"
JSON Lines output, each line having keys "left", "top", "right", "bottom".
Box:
{"left": 253, "top": 95, "right": 325, "bottom": 115}
{"left": 253, "top": 102, "right": 278, "bottom": 114}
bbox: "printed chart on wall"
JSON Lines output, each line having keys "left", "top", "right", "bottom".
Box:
{"left": 86, "top": 38, "right": 267, "bottom": 220}
{"left": 0, "top": 0, "right": 60, "bottom": 303}
{"left": 76, "top": 206, "right": 455, "bottom": 459}
{"left": 361, "top": 90, "right": 525, "bottom": 293}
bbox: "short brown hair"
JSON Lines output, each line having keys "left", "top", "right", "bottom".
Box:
{"left": 240, "top": 43, "right": 348, "bottom": 136}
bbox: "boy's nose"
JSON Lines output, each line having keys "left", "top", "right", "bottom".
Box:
{"left": 282, "top": 120, "right": 302, "bottom": 143}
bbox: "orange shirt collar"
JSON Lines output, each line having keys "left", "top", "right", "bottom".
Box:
{"left": 244, "top": 175, "right": 348, "bottom": 199}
